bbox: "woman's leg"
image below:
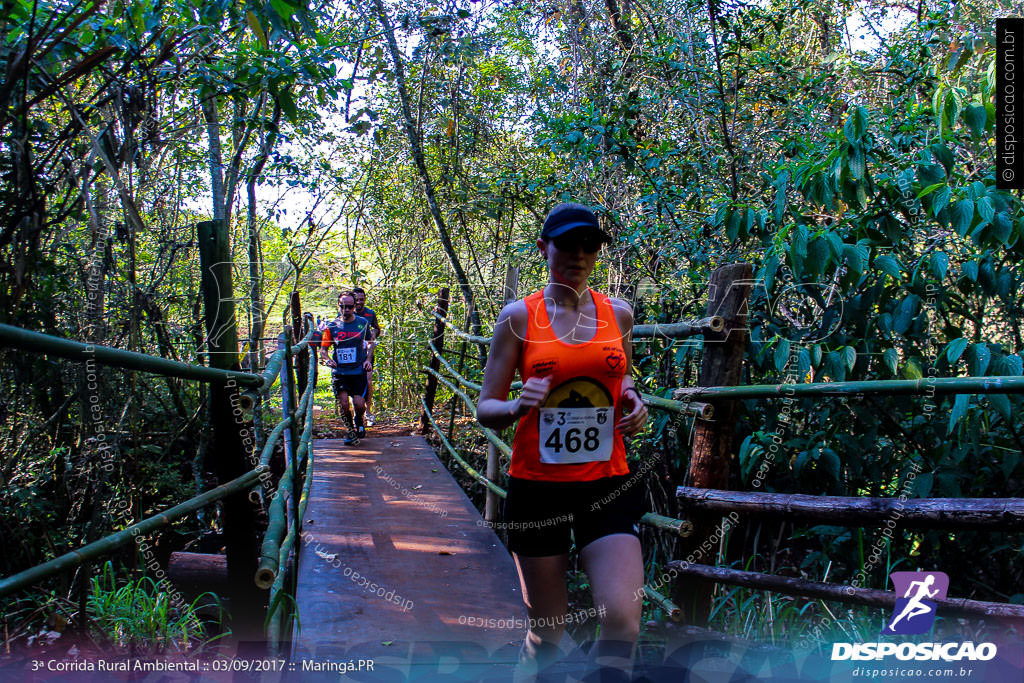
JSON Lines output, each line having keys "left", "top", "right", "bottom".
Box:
{"left": 580, "top": 533, "right": 644, "bottom": 678}
{"left": 513, "top": 552, "right": 570, "bottom": 668}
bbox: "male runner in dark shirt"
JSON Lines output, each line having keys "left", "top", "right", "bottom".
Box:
{"left": 352, "top": 287, "right": 382, "bottom": 426}
{"left": 319, "top": 291, "right": 375, "bottom": 445}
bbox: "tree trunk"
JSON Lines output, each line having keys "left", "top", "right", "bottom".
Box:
{"left": 202, "top": 93, "right": 226, "bottom": 222}
{"left": 246, "top": 102, "right": 280, "bottom": 373}
{"left": 674, "top": 263, "right": 752, "bottom": 623}
{"left": 197, "top": 218, "right": 264, "bottom": 644}
{"left": 371, "top": 0, "right": 483, "bottom": 340}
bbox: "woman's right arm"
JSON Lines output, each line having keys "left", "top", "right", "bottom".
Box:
{"left": 477, "top": 301, "right": 533, "bottom": 431}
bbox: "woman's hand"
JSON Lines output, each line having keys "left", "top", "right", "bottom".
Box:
{"left": 512, "top": 375, "right": 552, "bottom": 418}
{"left": 616, "top": 386, "right": 648, "bottom": 436}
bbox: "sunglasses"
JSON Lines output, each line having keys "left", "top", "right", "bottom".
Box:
{"left": 341, "top": 304, "right": 355, "bottom": 310}
{"left": 551, "top": 234, "right": 603, "bottom": 253}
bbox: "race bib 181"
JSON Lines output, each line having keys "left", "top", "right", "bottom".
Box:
{"left": 337, "top": 346, "right": 357, "bottom": 364}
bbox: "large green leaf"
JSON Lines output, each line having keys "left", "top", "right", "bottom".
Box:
{"left": 276, "top": 89, "right": 299, "bottom": 125}
{"left": 774, "top": 339, "right": 791, "bottom": 373}
{"left": 976, "top": 196, "right": 995, "bottom": 224}
{"left": 930, "top": 185, "right": 951, "bottom": 217}
{"left": 916, "top": 182, "right": 945, "bottom": 199}
{"left": 843, "top": 106, "right": 869, "bottom": 143}
{"left": 930, "top": 143, "right": 954, "bottom": 174}
{"left": 916, "top": 163, "right": 945, "bottom": 186}
{"left": 842, "top": 243, "right": 867, "bottom": 275}
{"left": 948, "top": 394, "right": 970, "bottom": 434}
{"left": 903, "top": 359, "right": 923, "bottom": 379}
{"left": 988, "top": 394, "right": 1012, "bottom": 423}
{"left": 874, "top": 254, "right": 902, "bottom": 282}
{"left": 826, "top": 350, "right": 846, "bottom": 382}
{"left": 883, "top": 348, "right": 899, "bottom": 375}
{"left": 991, "top": 212, "right": 1013, "bottom": 244}
{"left": 950, "top": 199, "right": 974, "bottom": 237}
{"left": 915, "top": 472, "right": 934, "bottom": 497}
{"left": 773, "top": 173, "right": 788, "bottom": 225}
{"left": 246, "top": 11, "right": 268, "bottom": 48}
{"left": 930, "top": 251, "right": 949, "bottom": 280}
{"left": 842, "top": 345, "right": 856, "bottom": 372}
{"left": 797, "top": 347, "right": 810, "bottom": 382}
{"left": 944, "top": 338, "right": 969, "bottom": 364}
{"left": 847, "top": 143, "right": 865, "bottom": 180}
{"left": 892, "top": 295, "right": 920, "bottom": 334}
{"left": 725, "top": 210, "right": 741, "bottom": 241}
{"left": 806, "top": 237, "right": 829, "bottom": 275}
{"left": 962, "top": 104, "right": 987, "bottom": 138}
{"left": 825, "top": 232, "right": 845, "bottom": 260}
{"left": 968, "top": 343, "right": 991, "bottom": 376}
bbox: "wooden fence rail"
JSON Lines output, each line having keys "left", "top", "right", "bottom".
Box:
{"left": 677, "top": 487, "right": 1024, "bottom": 531}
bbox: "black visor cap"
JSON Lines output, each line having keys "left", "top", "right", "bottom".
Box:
{"left": 541, "top": 206, "right": 611, "bottom": 243}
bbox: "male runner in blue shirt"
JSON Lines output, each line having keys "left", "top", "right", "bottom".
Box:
{"left": 319, "top": 291, "right": 375, "bottom": 445}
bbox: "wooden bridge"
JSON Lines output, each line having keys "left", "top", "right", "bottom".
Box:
{"left": 291, "top": 434, "right": 525, "bottom": 664}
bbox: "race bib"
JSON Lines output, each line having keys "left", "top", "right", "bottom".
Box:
{"left": 538, "top": 407, "right": 614, "bottom": 464}
{"left": 337, "top": 347, "right": 357, "bottom": 364}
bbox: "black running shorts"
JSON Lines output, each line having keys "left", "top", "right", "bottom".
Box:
{"left": 332, "top": 372, "right": 368, "bottom": 398}
{"left": 501, "top": 473, "right": 645, "bottom": 557}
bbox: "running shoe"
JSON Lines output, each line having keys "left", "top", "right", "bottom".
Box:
{"left": 365, "top": 413, "right": 375, "bottom": 427}
{"left": 356, "top": 424, "right": 366, "bottom": 438}
{"left": 344, "top": 430, "right": 360, "bottom": 446}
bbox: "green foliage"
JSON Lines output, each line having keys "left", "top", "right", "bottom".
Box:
{"left": 87, "top": 561, "right": 225, "bottom": 653}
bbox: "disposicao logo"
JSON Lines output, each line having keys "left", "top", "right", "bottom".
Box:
{"left": 831, "top": 570, "right": 998, "bottom": 662}
{"left": 884, "top": 570, "right": 949, "bottom": 635}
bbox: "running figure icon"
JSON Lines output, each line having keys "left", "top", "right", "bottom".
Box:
{"left": 888, "top": 575, "right": 939, "bottom": 631}
{"left": 884, "top": 571, "right": 949, "bottom": 635}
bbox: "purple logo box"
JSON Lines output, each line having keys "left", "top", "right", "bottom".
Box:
{"left": 883, "top": 571, "right": 950, "bottom": 635}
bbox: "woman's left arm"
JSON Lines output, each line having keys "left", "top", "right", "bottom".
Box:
{"left": 610, "top": 297, "right": 647, "bottom": 435}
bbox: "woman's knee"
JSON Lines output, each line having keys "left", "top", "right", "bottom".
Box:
{"left": 597, "top": 604, "right": 640, "bottom": 641}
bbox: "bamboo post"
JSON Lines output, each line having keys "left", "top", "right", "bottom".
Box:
{"left": 447, "top": 307, "right": 472, "bottom": 442}
{"left": 486, "top": 266, "right": 518, "bottom": 522}
{"left": 675, "top": 263, "right": 752, "bottom": 624}
{"left": 291, "top": 291, "right": 308, "bottom": 397}
{"left": 419, "top": 288, "right": 450, "bottom": 434}
{"left": 197, "top": 219, "right": 264, "bottom": 643}
{"left": 279, "top": 330, "right": 299, "bottom": 541}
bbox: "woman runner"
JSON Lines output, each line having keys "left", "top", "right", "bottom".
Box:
{"left": 477, "top": 202, "right": 648, "bottom": 680}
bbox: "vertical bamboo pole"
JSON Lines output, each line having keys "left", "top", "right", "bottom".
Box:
{"left": 419, "top": 288, "right": 450, "bottom": 434}
{"left": 279, "top": 330, "right": 299, "bottom": 535}
{"left": 674, "top": 263, "right": 752, "bottom": 624}
{"left": 447, "top": 306, "right": 472, "bottom": 441}
{"left": 197, "top": 219, "right": 264, "bottom": 644}
{"left": 486, "top": 266, "right": 518, "bottom": 522}
{"left": 291, "top": 291, "right": 308, "bottom": 397}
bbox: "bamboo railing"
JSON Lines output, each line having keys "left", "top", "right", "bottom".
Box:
{"left": 0, "top": 314, "right": 319, "bottom": 652}
{"left": 432, "top": 309, "right": 725, "bottom": 345}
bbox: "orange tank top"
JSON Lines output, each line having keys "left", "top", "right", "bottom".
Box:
{"left": 509, "top": 288, "right": 629, "bottom": 481}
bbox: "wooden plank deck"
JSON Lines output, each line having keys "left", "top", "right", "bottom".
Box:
{"left": 290, "top": 435, "right": 527, "bottom": 676}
